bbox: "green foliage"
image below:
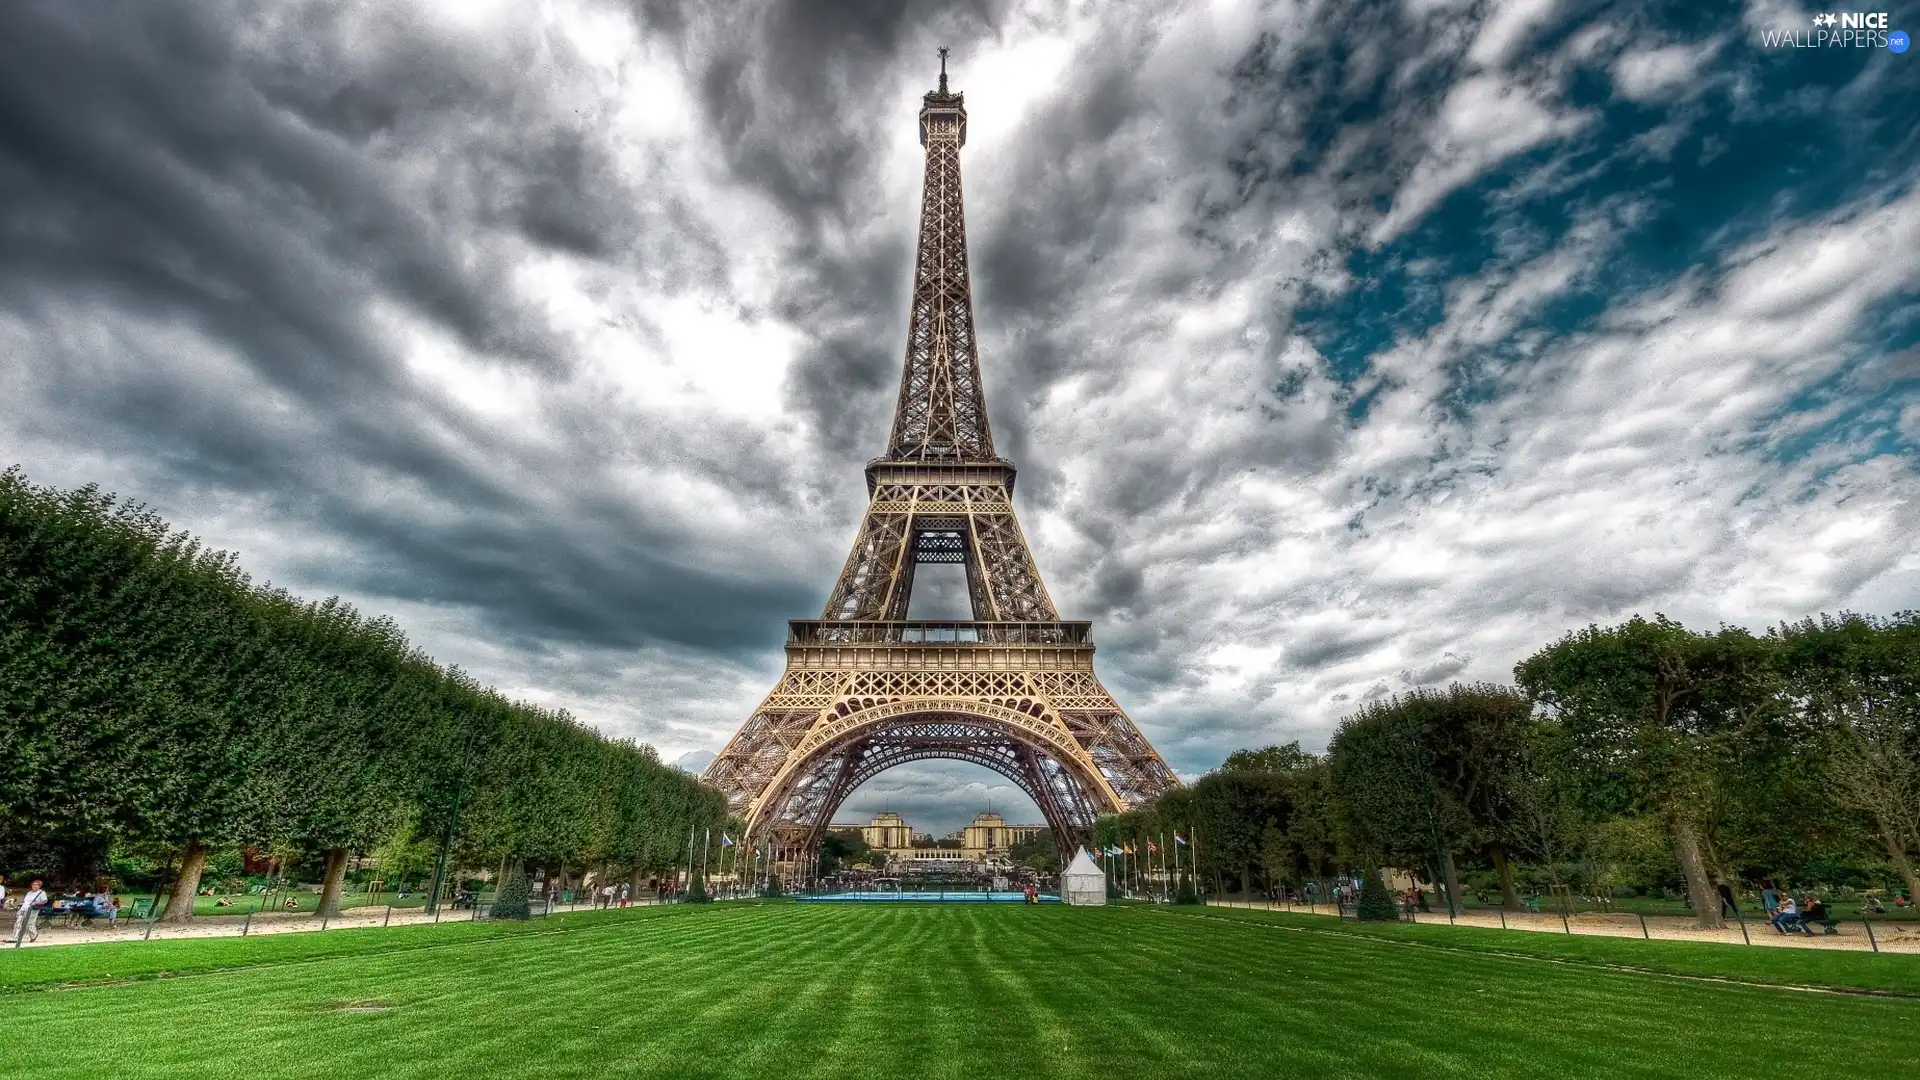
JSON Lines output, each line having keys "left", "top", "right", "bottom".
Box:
{"left": 1356, "top": 869, "right": 1399, "bottom": 922}
{"left": 1009, "top": 834, "right": 1061, "bottom": 874}
{"left": 0, "top": 468, "right": 725, "bottom": 889}
{"left": 818, "top": 829, "right": 873, "bottom": 876}
{"left": 489, "top": 868, "right": 532, "bottom": 920}
{"left": 1120, "top": 613, "right": 1915, "bottom": 910}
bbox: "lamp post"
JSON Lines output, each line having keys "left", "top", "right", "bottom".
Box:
{"left": 426, "top": 721, "right": 483, "bottom": 916}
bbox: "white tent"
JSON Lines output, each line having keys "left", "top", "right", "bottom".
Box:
{"left": 1062, "top": 847, "right": 1107, "bottom": 907}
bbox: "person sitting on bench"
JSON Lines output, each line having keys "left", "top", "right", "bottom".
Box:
{"left": 1770, "top": 895, "right": 1801, "bottom": 933}
{"left": 1800, "top": 896, "right": 1831, "bottom": 934}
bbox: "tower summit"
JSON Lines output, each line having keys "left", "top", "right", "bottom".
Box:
{"left": 704, "top": 57, "right": 1178, "bottom": 869}
{"left": 892, "top": 44, "right": 987, "bottom": 462}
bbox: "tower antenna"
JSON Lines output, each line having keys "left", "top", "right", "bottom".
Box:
{"left": 937, "top": 47, "right": 949, "bottom": 93}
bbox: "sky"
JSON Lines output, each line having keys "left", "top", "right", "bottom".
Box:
{"left": 4, "top": 0, "right": 1916, "bottom": 836}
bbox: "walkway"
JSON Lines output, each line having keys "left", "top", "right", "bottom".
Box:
{"left": 1203, "top": 898, "right": 1920, "bottom": 954}
{"left": 6, "top": 897, "right": 667, "bottom": 949}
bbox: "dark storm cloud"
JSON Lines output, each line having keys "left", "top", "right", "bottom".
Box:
{"left": 633, "top": 0, "right": 1010, "bottom": 475}
{"left": 0, "top": 0, "right": 810, "bottom": 656}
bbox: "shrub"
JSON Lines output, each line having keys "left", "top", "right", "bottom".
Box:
{"left": 1175, "top": 875, "right": 1200, "bottom": 905}
{"left": 1357, "top": 870, "right": 1399, "bottom": 922}
{"left": 490, "top": 869, "right": 532, "bottom": 920}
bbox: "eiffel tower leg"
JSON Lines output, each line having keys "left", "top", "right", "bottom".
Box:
{"left": 822, "top": 509, "right": 913, "bottom": 621}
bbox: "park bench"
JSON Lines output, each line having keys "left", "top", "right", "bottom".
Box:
{"left": 1809, "top": 918, "right": 1839, "bottom": 936}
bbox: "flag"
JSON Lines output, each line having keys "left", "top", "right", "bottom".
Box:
{"left": 1123, "top": 843, "right": 1135, "bottom": 856}
{"left": 721, "top": 834, "right": 735, "bottom": 847}
{"left": 1174, "top": 834, "right": 1189, "bottom": 846}
{"left": 1147, "top": 840, "right": 1158, "bottom": 853}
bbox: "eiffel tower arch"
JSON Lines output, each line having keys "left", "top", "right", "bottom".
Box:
{"left": 704, "top": 55, "right": 1178, "bottom": 864}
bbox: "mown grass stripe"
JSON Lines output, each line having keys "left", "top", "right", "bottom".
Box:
{"left": 0, "top": 904, "right": 1911, "bottom": 1079}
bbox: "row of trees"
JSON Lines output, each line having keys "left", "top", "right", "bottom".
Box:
{"left": 1096, "top": 612, "right": 1919, "bottom": 928}
{"left": 0, "top": 469, "right": 729, "bottom": 920}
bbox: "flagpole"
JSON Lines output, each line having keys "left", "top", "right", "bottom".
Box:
{"left": 1193, "top": 824, "right": 1206, "bottom": 905}
{"left": 684, "top": 823, "right": 696, "bottom": 900}
{"left": 1159, "top": 826, "right": 1175, "bottom": 895}
{"left": 700, "top": 826, "right": 711, "bottom": 896}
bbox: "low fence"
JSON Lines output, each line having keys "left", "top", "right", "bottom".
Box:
{"left": 1200, "top": 897, "right": 1920, "bottom": 954}
{"left": 7, "top": 891, "right": 677, "bottom": 949}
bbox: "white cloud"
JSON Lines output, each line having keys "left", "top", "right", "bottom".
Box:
{"left": 1372, "top": 74, "right": 1590, "bottom": 244}
{"left": 1467, "top": 0, "right": 1564, "bottom": 69}
{"left": 1611, "top": 44, "right": 1706, "bottom": 103}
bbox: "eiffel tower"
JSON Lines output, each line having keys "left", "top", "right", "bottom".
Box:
{"left": 705, "top": 53, "right": 1178, "bottom": 864}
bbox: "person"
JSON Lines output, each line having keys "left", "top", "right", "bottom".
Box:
{"left": 1716, "top": 882, "right": 1739, "bottom": 917}
{"left": 12, "top": 879, "right": 48, "bottom": 943}
{"left": 618, "top": 883, "right": 630, "bottom": 908}
{"left": 1863, "top": 893, "right": 1887, "bottom": 914}
{"left": 1770, "top": 895, "right": 1800, "bottom": 934}
{"left": 1761, "top": 884, "right": 1779, "bottom": 917}
{"left": 0, "top": 875, "right": 8, "bottom": 912}
{"left": 1801, "top": 896, "right": 1829, "bottom": 934}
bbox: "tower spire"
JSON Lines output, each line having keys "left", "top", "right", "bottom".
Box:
{"left": 891, "top": 50, "right": 991, "bottom": 461}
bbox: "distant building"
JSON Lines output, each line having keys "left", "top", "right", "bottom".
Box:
{"left": 826, "top": 811, "right": 917, "bottom": 854}
{"left": 825, "top": 811, "right": 1049, "bottom": 866}
{"left": 961, "top": 813, "right": 1048, "bottom": 858}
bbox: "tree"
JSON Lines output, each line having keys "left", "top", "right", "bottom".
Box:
{"left": 1776, "top": 612, "right": 1920, "bottom": 902}
{"left": 817, "top": 829, "right": 872, "bottom": 876}
{"left": 1328, "top": 696, "right": 1473, "bottom": 913}
{"left": 1356, "top": 869, "right": 1398, "bottom": 922}
{"left": 1516, "top": 616, "right": 1784, "bottom": 929}
{"left": 0, "top": 468, "right": 725, "bottom": 914}
{"left": 1009, "top": 834, "right": 1060, "bottom": 874}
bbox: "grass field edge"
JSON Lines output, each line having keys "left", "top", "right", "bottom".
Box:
{"left": 1157, "top": 906, "right": 1920, "bottom": 998}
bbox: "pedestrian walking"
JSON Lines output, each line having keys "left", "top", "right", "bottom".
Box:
{"left": 12, "top": 878, "right": 48, "bottom": 943}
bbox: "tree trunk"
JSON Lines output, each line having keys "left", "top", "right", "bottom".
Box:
{"left": 1440, "top": 850, "right": 1464, "bottom": 917}
{"left": 1671, "top": 816, "right": 1723, "bottom": 929}
{"left": 1488, "top": 840, "right": 1521, "bottom": 909}
{"left": 314, "top": 847, "right": 349, "bottom": 918}
{"left": 1884, "top": 841, "right": 1920, "bottom": 909}
{"left": 161, "top": 842, "right": 210, "bottom": 923}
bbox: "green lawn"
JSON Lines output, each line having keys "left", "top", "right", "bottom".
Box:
{"left": 1, "top": 903, "right": 1914, "bottom": 1078}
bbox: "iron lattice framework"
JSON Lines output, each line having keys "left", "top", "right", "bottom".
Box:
{"left": 705, "top": 56, "right": 1178, "bottom": 861}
